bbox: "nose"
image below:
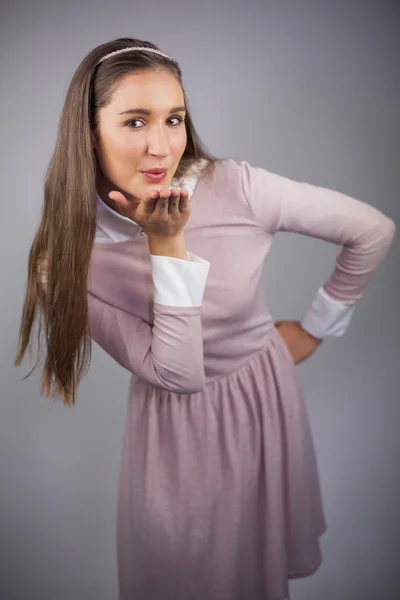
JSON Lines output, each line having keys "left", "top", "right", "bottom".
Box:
{"left": 147, "top": 124, "right": 169, "bottom": 158}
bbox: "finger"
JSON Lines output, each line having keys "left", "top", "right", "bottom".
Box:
{"left": 178, "top": 188, "right": 190, "bottom": 214}
{"left": 141, "top": 190, "right": 159, "bottom": 215}
{"left": 108, "top": 190, "right": 132, "bottom": 212}
{"left": 153, "top": 189, "right": 171, "bottom": 217}
{"left": 159, "top": 187, "right": 173, "bottom": 199}
{"left": 108, "top": 191, "right": 143, "bottom": 219}
{"left": 108, "top": 190, "right": 127, "bottom": 203}
{"left": 168, "top": 187, "right": 181, "bottom": 214}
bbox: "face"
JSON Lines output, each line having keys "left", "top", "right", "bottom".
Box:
{"left": 93, "top": 69, "right": 187, "bottom": 204}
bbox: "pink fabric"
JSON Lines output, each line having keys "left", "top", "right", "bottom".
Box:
{"left": 88, "top": 159, "right": 395, "bottom": 599}
{"left": 240, "top": 161, "right": 395, "bottom": 302}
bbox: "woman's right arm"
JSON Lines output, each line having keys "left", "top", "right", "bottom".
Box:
{"left": 88, "top": 248, "right": 210, "bottom": 395}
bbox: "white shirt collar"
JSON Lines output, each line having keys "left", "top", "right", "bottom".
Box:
{"left": 95, "top": 159, "right": 208, "bottom": 244}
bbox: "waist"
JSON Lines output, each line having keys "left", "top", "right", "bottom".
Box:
{"left": 203, "top": 319, "right": 276, "bottom": 381}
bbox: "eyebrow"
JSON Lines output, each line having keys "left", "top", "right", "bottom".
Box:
{"left": 118, "top": 106, "right": 186, "bottom": 116}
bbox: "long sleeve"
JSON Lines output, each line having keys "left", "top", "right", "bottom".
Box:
{"left": 88, "top": 251, "right": 210, "bottom": 394}
{"left": 240, "top": 161, "right": 396, "bottom": 338}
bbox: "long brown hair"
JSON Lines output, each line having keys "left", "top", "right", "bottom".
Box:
{"left": 15, "top": 37, "right": 217, "bottom": 406}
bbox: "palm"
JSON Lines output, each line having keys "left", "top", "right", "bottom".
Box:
{"left": 108, "top": 187, "right": 190, "bottom": 237}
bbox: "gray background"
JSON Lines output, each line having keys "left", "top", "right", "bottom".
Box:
{"left": 1, "top": 0, "right": 398, "bottom": 599}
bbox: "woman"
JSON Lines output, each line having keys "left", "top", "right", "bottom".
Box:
{"left": 16, "top": 37, "right": 396, "bottom": 600}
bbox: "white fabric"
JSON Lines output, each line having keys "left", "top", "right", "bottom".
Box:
{"left": 95, "top": 160, "right": 357, "bottom": 334}
{"left": 300, "top": 287, "right": 356, "bottom": 339}
{"left": 151, "top": 252, "right": 211, "bottom": 307}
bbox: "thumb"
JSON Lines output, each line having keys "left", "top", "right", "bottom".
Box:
{"left": 108, "top": 190, "right": 138, "bottom": 213}
{"left": 108, "top": 190, "right": 141, "bottom": 217}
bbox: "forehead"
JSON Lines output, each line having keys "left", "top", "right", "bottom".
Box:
{"left": 108, "top": 70, "right": 184, "bottom": 109}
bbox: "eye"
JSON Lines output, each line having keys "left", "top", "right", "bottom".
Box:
{"left": 124, "top": 115, "right": 185, "bottom": 129}
{"left": 125, "top": 118, "right": 145, "bottom": 129}
{"left": 168, "top": 115, "right": 185, "bottom": 126}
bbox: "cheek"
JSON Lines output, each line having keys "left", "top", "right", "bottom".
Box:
{"left": 108, "top": 129, "right": 141, "bottom": 153}
{"left": 172, "top": 128, "right": 187, "bottom": 156}
{"left": 98, "top": 130, "right": 143, "bottom": 168}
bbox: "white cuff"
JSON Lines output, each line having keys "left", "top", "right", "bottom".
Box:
{"left": 300, "top": 287, "right": 356, "bottom": 339}
{"left": 150, "top": 252, "right": 211, "bottom": 307}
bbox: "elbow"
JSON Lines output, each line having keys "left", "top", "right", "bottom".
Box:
{"left": 163, "top": 378, "right": 206, "bottom": 395}
{"left": 376, "top": 215, "right": 396, "bottom": 253}
{"left": 154, "top": 363, "right": 206, "bottom": 395}
{"left": 176, "top": 381, "right": 206, "bottom": 395}
{"left": 365, "top": 214, "right": 397, "bottom": 258}
{"left": 170, "top": 371, "right": 206, "bottom": 395}
{"left": 386, "top": 217, "right": 397, "bottom": 244}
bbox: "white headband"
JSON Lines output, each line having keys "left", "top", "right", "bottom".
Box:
{"left": 97, "top": 46, "right": 171, "bottom": 64}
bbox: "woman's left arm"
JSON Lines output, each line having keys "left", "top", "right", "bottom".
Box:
{"left": 240, "top": 161, "right": 396, "bottom": 362}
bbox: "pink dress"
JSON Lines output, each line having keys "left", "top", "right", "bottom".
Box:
{"left": 88, "top": 159, "right": 395, "bottom": 600}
